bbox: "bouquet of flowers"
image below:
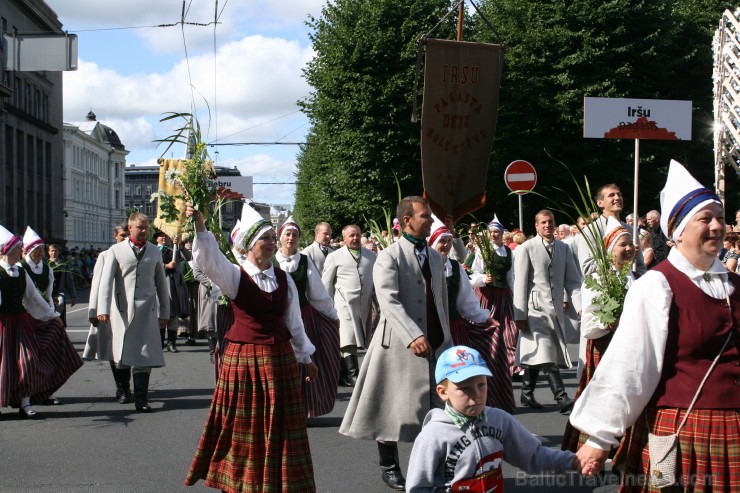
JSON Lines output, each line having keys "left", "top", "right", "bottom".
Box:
{"left": 469, "top": 221, "right": 495, "bottom": 275}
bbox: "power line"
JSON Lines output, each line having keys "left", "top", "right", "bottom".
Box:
{"left": 209, "top": 142, "right": 309, "bottom": 146}
{"left": 65, "top": 21, "right": 220, "bottom": 33}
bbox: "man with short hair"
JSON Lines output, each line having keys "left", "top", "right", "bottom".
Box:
{"left": 340, "top": 196, "right": 451, "bottom": 491}
{"left": 645, "top": 209, "right": 670, "bottom": 265}
{"left": 577, "top": 184, "right": 645, "bottom": 276}
{"left": 302, "top": 222, "right": 335, "bottom": 274}
{"left": 48, "top": 243, "right": 77, "bottom": 325}
{"left": 97, "top": 212, "right": 170, "bottom": 413}
{"left": 557, "top": 224, "right": 571, "bottom": 240}
{"left": 513, "top": 210, "right": 581, "bottom": 414}
{"left": 322, "top": 224, "right": 376, "bottom": 387}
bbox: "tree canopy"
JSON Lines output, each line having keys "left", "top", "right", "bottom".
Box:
{"left": 294, "top": 0, "right": 735, "bottom": 235}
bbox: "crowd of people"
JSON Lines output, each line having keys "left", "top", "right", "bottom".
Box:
{"left": 0, "top": 159, "right": 737, "bottom": 492}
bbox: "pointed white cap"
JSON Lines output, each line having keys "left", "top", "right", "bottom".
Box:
{"left": 278, "top": 215, "right": 300, "bottom": 239}
{"left": 234, "top": 202, "right": 273, "bottom": 250}
{"left": 229, "top": 220, "right": 242, "bottom": 244}
{"left": 660, "top": 160, "right": 721, "bottom": 242}
{"left": 23, "top": 226, "right": 44, "bottom": 255}
{"left": 428, "top": 214, "right": 452, "bottom": 247}
{"left": 603, "top": 216, "right": 630, "bottom": 253}
{"left": 0, "top": 225, "right": 21, "bottom": 256}
{"left": 488, "top": 214, "right": 504, "bottom": 232}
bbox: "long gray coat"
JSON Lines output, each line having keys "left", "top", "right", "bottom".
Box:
{"left": 339, "top": 237, "right": 451, "bottom": 443}
{"left": 98, "top": 241, "right": 170, "bottom": 368}
{"left": 302, "top": 241, "right": 334, "bottom": 275}
{"left": 83, "top": 249, "right": 114, "bottom": 361}
{"left": 321, "top": 246, "right": 375, "bottom": 348}
{"left": 513, "top": 236, "right": 581, "bottom": 369}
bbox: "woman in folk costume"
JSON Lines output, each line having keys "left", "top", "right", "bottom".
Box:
{"left": 571, "top": 160, "right": 740, "bottom": 492}
{"left": 185, "top": 203, "right": 318, "bottom": 493}
{"left": 276, "top": 216, "right": 341, "bottom": 418}
{"left": 429, "top": 216, "right": 516, "bottom": 413}
{"left": 0, "top": 225, "right": 82, "bottom": 418}
{"left": 562, "top": 216, "right": 636, "bottom": 452}
{"left": 470, "top": 215, "right": 523, "bottom": 378}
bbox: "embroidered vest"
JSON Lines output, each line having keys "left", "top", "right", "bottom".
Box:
{"left": 489, "top": 246, "right": 512, "bottom": 288}
{"left": 649, "top": 261, "right": 740, "bottom": 409}
{"left": 287, "top": 255, "right": 310, "bottom": 308}
{"left": 20, "top": 260, "right": 50, "bottom": 294}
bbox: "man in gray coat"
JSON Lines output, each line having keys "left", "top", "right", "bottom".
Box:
{"left": 513, "top": 209, "right": 581, "bottom": 414}
{"left": 321, "top": 224, "right": 375, "bottom": 387}
{"left": 97, "top": 212, "right": 170, "bottom": 413}
{"left": 339, "top": 196, "right": 451, "bottom": 491}
{"left": 302, "top": 221, "right": 335, "bottom": 275}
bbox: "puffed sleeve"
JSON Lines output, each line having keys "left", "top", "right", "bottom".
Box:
{"left": 285, "top": 274, "right": 316, "bottom": 363}
{"left": 192, "top": 231, "right": 241, "bottom": 299}
{"left": 569, "top": 270, "right": 671, "bottom": 450}
{"left": 304, "top": 254, "right": 338, "bottom": 320}
{"left": 454, "top": 262, "right": 490, "bottom": 323}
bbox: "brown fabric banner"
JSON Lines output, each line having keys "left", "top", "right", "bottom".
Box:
{"left": 420, "top": 39, "right": 505, "bottom": 222}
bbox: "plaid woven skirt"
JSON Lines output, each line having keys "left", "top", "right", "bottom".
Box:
{"left": 450, "top": 317, "right": 516, "bottom": 414}
{"left": 475, "top": 285, "right": 521, "bottom": 376}
{"left": 212, "top": 304, "right": 234, "bottom": 380}
{"left": 185, "top": 341, "right": 316, "bottom": 493}
{"left": 0, "top": 312, "right": 83, "bottom": 407}
{"left": 613, "top": 407, "right": 740, "bottom": 493}
{"left": 300, "top": 304, "right": 340, "bottom": 418}
{"left": 562, "top": 333, "right": 614, "bottom": 452}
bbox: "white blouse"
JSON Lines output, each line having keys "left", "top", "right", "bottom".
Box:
{"left": 0, "top": 260, "right": 59, "bottom": 321}
{"left": 469, "top": 245, "right": 514, "bottom": 289}
{"left": 447, "top": 259, "right": 491, "bottom": 324}
{"left": 570, "top": 248, "right": 732, "bottom": 450}
{"left": 192, "top": 231, "right": 315, "bottom": 364}
{"left": 275, "top": 251, "right": 338, "bottom": 320}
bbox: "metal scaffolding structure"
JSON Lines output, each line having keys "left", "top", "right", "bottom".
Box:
{"left": 713, "top": 8, "right": 740, "bottom": 202}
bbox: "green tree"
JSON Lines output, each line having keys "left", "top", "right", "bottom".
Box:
{"left": 471, "top": 0, "right": 734, "bottom": 229}
{"left": 294, "top": 0, "right": 457, "bottom": 233}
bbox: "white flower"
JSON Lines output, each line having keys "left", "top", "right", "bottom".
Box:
{"left": 164, "top": 168, "right": 182, "bottom": 186}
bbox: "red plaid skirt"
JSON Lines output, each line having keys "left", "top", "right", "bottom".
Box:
{"left": 562, "top": 333, "right": 614, "bottom": 452}
{"left": 0, "top": 312, "right": 83, "bottom": 407}
{"left": 299, "top": 304, "right": 340, "bottom": 418}
{"left": 475, "top": 285, "right": 521, "bottom": 375}
{"left": 613, "top": 407, "right": 740, "bottom": 493}
{"left": 450, "top": 317, "right": 515, "bottom": 414}
{"left": 185, "top": 341, "right": 315, "bottom": 493}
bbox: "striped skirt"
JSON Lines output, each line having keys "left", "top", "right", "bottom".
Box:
{"left": 300, "top": 304, "right": 340, "bottom": 418}
{"left": 450, "top": 317, "right": 515, "bottom": 414}
{"left": 613, "top": 407, "right": 740, "bottom": 493}
{"left": 475, "top": 285, "right": 521, "bottom": 376}
{"left": 562, "top": 333, "right": 615, "bottom": 452}
{"left": 0, "top": 312, "right": 83, "bottom": 407}
{"left": 185, "top": 341, "right": 315, "bottom": 493}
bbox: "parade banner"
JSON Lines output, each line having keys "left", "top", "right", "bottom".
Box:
{"left": 154, "top": 158, "right": 214, "bottom": 238}
{"left": 583, "top": 97, "right": 692, "bottom": 140}
{"left": 421, "top": 38, "right": 505, "bottom": 222}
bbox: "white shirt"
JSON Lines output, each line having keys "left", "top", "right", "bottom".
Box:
{"left": 275, "top": 251, "right": 338, "bottom": 320}
{"left": 445, "top": 259, "right": 490, "bottom": 324}
{"left": 192, "top": 231, "right": 315, "bottom": 364}
{"left": 0, "top": 260, "right": 59, "bottom": 321}
{"left": 569, "top": 248, "right": 732, "bottom": 450}
{"left": 470, "top": 244, "right": 514, "bottom": 289}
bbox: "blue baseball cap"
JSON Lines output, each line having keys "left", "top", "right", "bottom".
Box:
{"left": 435, "top": 346, "right": 492, "bottom": 384}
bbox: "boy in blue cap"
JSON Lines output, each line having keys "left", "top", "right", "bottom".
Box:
{"left": 406, "top": 345, "right": 580, "bottom": 492}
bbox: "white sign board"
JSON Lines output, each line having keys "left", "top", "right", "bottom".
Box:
{"left": 215, "top": 175, "right": 253, "bottom": 199}
{"left": 583, "top": 97, "right": 692, "bottom": 141}
{"left": 4, "top": 34, "right": 78, "bottom": 71}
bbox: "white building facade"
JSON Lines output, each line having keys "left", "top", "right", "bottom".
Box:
{"left": 62, "top": 111, "right": 127, "bottom": 249}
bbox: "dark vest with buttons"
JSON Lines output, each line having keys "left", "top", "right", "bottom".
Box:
{"left": 20, "top": 260, "right": 50, "bottom": 294}
{"left": 0, "top": 268, "right": 27, "bottom": 314}
{"left": 288, "top": 255, "right": 310, "bottom": 308}
{"left": 446, "top": 259, "right": 461, "bottom": 323}
{"left": 649, "top": 261, "right": 740, "bottom": 409}
{"left": 489, "top": 246, "right": 512, "bottom": 288}
{"left": 226, "top": 268, "right": 291, "bottom": 344}
{"left": 420, "top": 250, "right": 444, "bottom": 350}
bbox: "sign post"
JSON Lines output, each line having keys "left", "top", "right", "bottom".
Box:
{"left": 584, "top": 97, "right": 692, "bottom": 246}
{"left": 504, "top": 160, "right": 537, "bottom": 232}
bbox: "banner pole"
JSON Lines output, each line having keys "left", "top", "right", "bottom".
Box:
{"left": 518, "top": 194, "right": 524, "bottom": 232}
{"left": 633, "top": 139, "right": 640, "bottom": 246}
{"left": 456, "top": 1, "right": 464, "bottom": 41}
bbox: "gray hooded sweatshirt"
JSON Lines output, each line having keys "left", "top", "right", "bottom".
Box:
{"left": 406, "top": 407, "right": 575, "bottom": 492}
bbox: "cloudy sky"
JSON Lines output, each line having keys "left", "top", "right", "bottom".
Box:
{"left": 45, "top": 0, "right": 328, "bottom": 206}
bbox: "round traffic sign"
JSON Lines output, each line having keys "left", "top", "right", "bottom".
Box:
{"left": 504, "top": 160, "right": 537, "bottom": 195}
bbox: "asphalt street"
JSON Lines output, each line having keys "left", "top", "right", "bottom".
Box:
{"left": 0, "top": 290, "right": 617, "bottom": 492}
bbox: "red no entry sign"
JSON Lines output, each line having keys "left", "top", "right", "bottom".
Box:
{"left": 504, "top": 160, "right": 537, "bottom": 195}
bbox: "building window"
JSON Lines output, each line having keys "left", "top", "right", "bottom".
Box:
{"left": 135, "top": 185, "right": 141, "bottom": 196}
{"left": 125, "top": 185, "right": 130, "bottom": 196}
{"left": 42, "top": 93, "right": 49, "bottom": 123}
{"left": 146, "top": 185, "right": 152, "bottom": 195}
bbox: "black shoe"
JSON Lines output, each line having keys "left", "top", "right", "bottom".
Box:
{"left": 135, "top": 399, "right": 152, "bottom": 413}
{"left": 184, "top": 338, "right": 197, "bottom": 346}
{"left": 545, "top": 370, "right": 574, "bottom": 414}
{"left": 133, "top": 372, "right": 152, "bottom": 412}
{"left": 520, "top": 393, "right": 544, "bottom": 409}
{"left": 339, "top": 357, "right": 355, "bottom": 387}
{"left": 381, "top": 469, "right": 406, "bottom": 491}
{"left": 19, "top": 404, "right": 38, "bottom": 419}
{"left": 166, "top": 342, "right": 178, "bottom": 353}
{"left": 520, "top": 367, "right": 543, "bottom": 408}
{"left": 118, "top": 387, "right": 133, "bottom": 404}
{"left": 43, "top": 397, "right": 61, "bottom": 405}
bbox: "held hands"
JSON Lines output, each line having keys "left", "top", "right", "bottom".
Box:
{"left": 408, "top": 335, "right": 432, "bottom": 358}
{"left": 304, "top": 362, "right": 319, "bottom": 382}
{"left": 575, "top": 444, "right": 610, "bottom": 476}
